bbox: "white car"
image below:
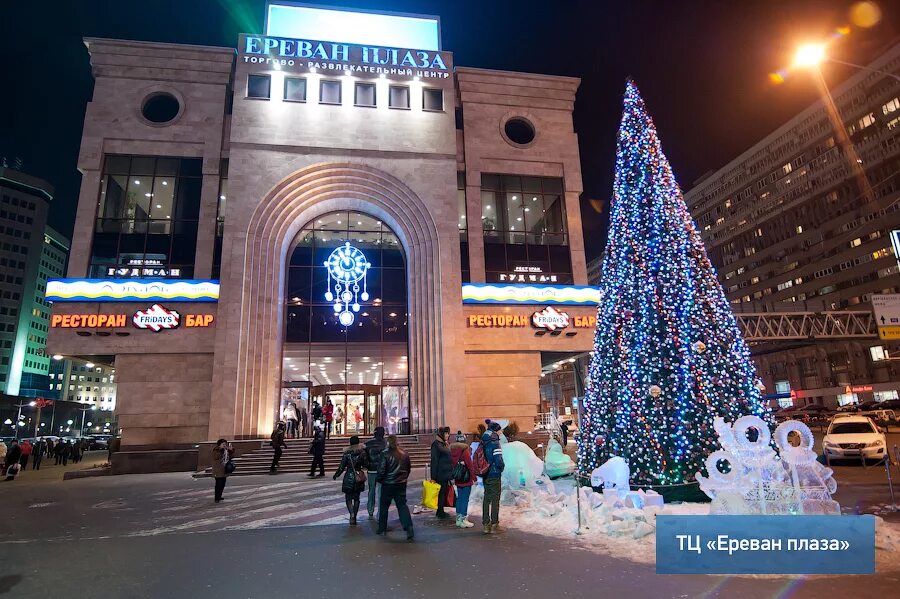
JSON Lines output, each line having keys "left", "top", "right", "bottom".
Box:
{"left": 822, "top": 416, "right": 887, "bottom": 461}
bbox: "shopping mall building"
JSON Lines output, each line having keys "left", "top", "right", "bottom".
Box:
{"left": 47, "top": 3, "right": 598, "bottom": 466}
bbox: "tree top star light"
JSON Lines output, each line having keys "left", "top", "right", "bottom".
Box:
{"left": 576, "top": 80, "right": 771, "bottom": 492}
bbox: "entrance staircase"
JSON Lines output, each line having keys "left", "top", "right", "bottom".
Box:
{"left": 195, "top": 434, "right": 433, "bottom": 477}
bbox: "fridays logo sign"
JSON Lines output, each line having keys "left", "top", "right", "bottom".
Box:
{"left": 531, "top": 306, "right": 570, "bottom": 331}
{"left": 133, "top": 304, "right": 181, "bottom": 332}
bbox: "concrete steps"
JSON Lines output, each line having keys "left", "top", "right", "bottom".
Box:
{"left": 194, "top": 434, "right": 432, "bottom": 477}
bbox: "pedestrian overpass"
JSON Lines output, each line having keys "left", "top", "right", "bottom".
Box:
{"left": 735, "top": 311, "right": 877, "bottom": 342}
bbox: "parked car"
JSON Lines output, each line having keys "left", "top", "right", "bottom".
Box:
{"left": 822, "top": 415, "right": 887, "bottom": 462}
{"left": 861, "top": 409, "right": 897, "bottom": 422}
{"left": 83, "top": 436, "right": 109, "bottom": 450}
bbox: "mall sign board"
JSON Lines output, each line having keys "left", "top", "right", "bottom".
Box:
{"left": 46, "top": 279, "right": 220, "bottom": 302}
{"left": 461, "top": 283, "right": 601, "bottom": 306}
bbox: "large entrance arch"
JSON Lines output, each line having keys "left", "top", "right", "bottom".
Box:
{"left": 209, "top": 163, "right": 446, "bottom": 440}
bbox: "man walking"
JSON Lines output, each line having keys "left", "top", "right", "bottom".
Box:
{"left": 270, "top": 422, "right": 287, "bottom": 474}
{"left": 430, "top": 427, "right": 453, "bottom": 519}
{"left": 364, "top": 426, "right": 387, "bottom": 520}
{"left": 299, "top": 403, "right": 309, "bottom": 437}
{"left": 32, "top": 438, "right": 46, "bottom": 470}
{"left": 480, "top": 430, "right": 505, "bottom": 534}
{"left": 376, "top": 435, "right": 414, "bottom": 541}
{"left": 307, "top": 424, "right": 326, "bottom": 477}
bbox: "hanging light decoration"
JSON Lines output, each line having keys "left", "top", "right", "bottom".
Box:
{"left": 324, "top": 241, "right": 371, "bottom": 327}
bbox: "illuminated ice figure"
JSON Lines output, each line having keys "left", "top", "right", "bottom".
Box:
{"left": 323, "top": 242, "right": 371, "bottom": 327}
{"left": 697, "top": 416, "right": 839, "bottom": 515}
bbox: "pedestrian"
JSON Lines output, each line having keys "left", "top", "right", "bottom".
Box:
{"left": 19, "top": 439, "right": 33, "bottom": 469}
{"left": 282, "top": 402, "right": 298, "bottom": 439}
{"left": 560, "top": 420, "right": 569, "bottom": 448}
{"left": 334, "top": 406, "right": 344, "bottom": 436}
{"left": 33, "top": 438, "right": 46, "bottom": 470}
{"left": 211, "top": 438, "right": 234, "bottom": 503}
{"left": 311, "top": 401, "right": 323, "bottom": 431}
{"left": 308, "top": 424, "right": 326, "bottom": 477}
{"left": 376, "top": 434, "right": 414, "bottom": 541}
{"left": 0, "top": 439, "right": 7, "bottom": 473}
{"left": 299, "top": 403, "right": 309, "bottom": 437}
{"left": 480, "top": 430, "right": 505, "bottom": 534}
{"left": 61, "top": 440, "right": 70, "bottom": 466}
{"left": 323, "top": 399, "right": 334, "bottom": 439}
{"left": 46, "top": 438, "right": 55, "bottom": 461}
{"left": 54, "top": 440, "right": 63, "bottom": 465}
{"left": 364, "top": 426, "right": 387, "bottom": 520}
{"left": 430, "top": 427, "right": 453, "bottom": 519}
{"left": 353, "top": 405, "right": 363, "bottom": 433}
{"left": 450, "top": 431, "right": 476, "bottom": 528}
{"left": 333, "top": 435, "right": 368, "bottom": 525}
{"left": 5, "top": 440, "right": 21, "bottom": 475}
{"left": 269, "top": 422, "right": 287, "bottom": 474}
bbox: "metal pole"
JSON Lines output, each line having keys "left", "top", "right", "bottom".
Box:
{"left": 884, "top": 455, "right": 897, "bottom": 512}
{"left": 574, "top": 474, "right": 583, "bottom": 535}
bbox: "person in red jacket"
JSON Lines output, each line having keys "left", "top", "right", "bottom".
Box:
{"left": 19, "top": 439, "right": 33, "bottom": 470}
{"left": 323, "top": 399, "right": 334, "bottom": 439}
{"left": 450, "top": 431, "right": 477, "bottom": 528}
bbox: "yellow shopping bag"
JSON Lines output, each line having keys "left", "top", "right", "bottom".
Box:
{"left": 422, "top": 479, "right": 441, "bottom": 510}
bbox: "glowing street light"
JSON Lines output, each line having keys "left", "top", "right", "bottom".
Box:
{"left": 793, "top": 43, "right": 826, "bottom": 68}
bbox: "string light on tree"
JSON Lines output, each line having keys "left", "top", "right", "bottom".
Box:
{"left": 576, "top": 80, "right": 772, "bottom": 491}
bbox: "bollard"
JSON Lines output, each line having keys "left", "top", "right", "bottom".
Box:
{"left": 574, "top": 474, "right": 584, "bottom": 535}
{"left": 885, "top": 455, "right": 897, "bottom": 512}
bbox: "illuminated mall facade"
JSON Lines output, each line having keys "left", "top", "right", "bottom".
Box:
{"left": 47, "top": 3, "right": 597, "bottom": 464}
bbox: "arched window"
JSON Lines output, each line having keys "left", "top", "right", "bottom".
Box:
{"left": 280, "top": 211, "right": 409, "bottom": 436}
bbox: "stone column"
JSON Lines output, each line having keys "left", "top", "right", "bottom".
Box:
{"left": 193, "top": 171, "right": 221, "bottom": 279}
{"left": 465, "top": 170, "right": 485, "bottom": 281}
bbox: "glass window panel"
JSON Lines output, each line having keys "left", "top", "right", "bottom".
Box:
{"left": 147, "top": 220, "right": 170, "bottom": 234}
{"left": 144, "top": 233, "right": 171, "bottom": 258}
{"left": 389, "top": 86, "right": 409, "bottom": 109}
{"left": 130, "top": 157, "right": 156, "bottom": 176}
{"left": 99, "top": 175, "right": 128, "bottom": 220}
{"left": 347, "top": 308, "right": 382, "bottom": 343}
{"left": 284, "top": 77, "right": 307, "bottom": 102}
{"left": 290, "top": 237, "right": 314, "bottom": 266}
{"left": 525, "top": 244, "right": 550, "bottom": 269}
{"left": 423, "top": 88, "right": 443, "bottom": 111}
{"left": 311, "top": 265, "right": 331, "bottom": 304}
{"left": 320, "top": 80, "right": 342, "bottom": 104}
{"left": 104, "top": 156, "right": 130, "bottom": 174}
{"left": 354, "top": 82, "right": 376, "bottom": 107}
{"left": 118, "top": 233, "right": 145, "bottom": 256}
{"left": 383, "top": 311, "right": 408, "bottom": 343}
{"left": 149, "top": 176, "right": 175, "bottom": 219}
{"left": 90, "top": 233, "right": 118, "bottom": 262}
{"left": 127, "top": 177, "right": 149, "bottom": 221}
{"left": 179, "top": 158, "right": 202, "bottom": 177}
{"left": 348, "top": 213, "right": 382, "bottom": 231}
{"left": 481, "top": 191, "right": 497, "bottom": 230}
{"left": 524, "top": 193, "right": 544, "bottom": 232}
{"left": 484, "top": 244, "right": 506, "bottom": 271}
{"left": 481, "top": 174, "right": 500, "bottom": 190}
{"left": 310, "top": 306, "right": 347, "bottom": 342}
{"left": 171, "top": 231, "right": 197, "bottom": 264}
{"left": 542, "top": 178, "right": 563, "bottom": 193}
{"left": 506, "top": 192, "right": 522, "bottom": 235}
{"left": 174, "top": 176, "right": 201, "bottom": 220}
{"left": 522, "top": 177, "right": 542, "bottom": 193}
{"left": 503, "top": 175, "right": 522, "bottom": 190}
{"left": 287, "top": 267, "right": 313, "bottom": 304}
{"left": 380, "top": 269, "right": 405, "bottom": 304}
{"left": 543, "top": 194, "right": 566, "bottom": 233}
{"left": 248, "top": 74, "right": 271, "bottom": 99}
{"left": 381, "top": 246, "right": 404, "bottom": 268}
{"left": 457, "top": 186, "right": 467, "bottom": 233}
{"left": 315, "top": 212, "right": 348, "bottom": 231}
{"left": 549, "top": 245, "right": 572, "bottom": 273}
{"left": 155, "top": 158, "right": 179, "bottom": 176}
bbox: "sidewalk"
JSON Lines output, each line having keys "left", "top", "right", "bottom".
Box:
{"left": 4, "top": 450, "right": 109, "bottom": 485}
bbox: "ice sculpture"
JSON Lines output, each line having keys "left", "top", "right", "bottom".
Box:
{"left": 543, "top": 439, "right": 576, "bottom": 478}
{"left": 500, "top": 439, "right": 545, "bottom": 488}
{"left": 696, "top": 416, "right": 839, "bottom": 515}
{"left": 590, "top": 456, "right": 630, "bottom": 492}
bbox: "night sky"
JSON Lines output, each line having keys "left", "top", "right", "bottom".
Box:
{"left": 1, "top": 0, "right": 897, "bottom": 260}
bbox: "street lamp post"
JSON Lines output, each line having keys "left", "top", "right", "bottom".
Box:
{"left": 13, "top": 400, "right": 36, "bottom": 441}
{"left": 78, "top": 404, "right": 96, "bottom": 437}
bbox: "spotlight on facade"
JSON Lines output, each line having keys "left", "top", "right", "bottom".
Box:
{"left": 52, "top": 354, "right": 63, "bottom": 360}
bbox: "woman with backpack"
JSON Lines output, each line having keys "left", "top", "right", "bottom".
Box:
{"left": 333, "top": 435, "right": 368, "bottom": 525}
{"left": 450, "top": 431, "right": 476, "bottom": 528}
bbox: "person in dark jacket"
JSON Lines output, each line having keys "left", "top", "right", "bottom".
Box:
{"left": 45, "top": 439, "right": 55, "bottom": 462}
{"left": 32, "top": 439, "right": 47, "bottom": 470}
{"left": 450, "top": 431, "right": 476, "bottom": 528}
{"left": 481, "top": 431, "right": 505, "bottom": 534}
{"left": 333, "top": 435, "right": 368, "bottom": 525}
{"left": 53, "top": 440, "right": 64, "bottom": 465}
{"left": 5, "top": 440, "right": 22, "bottom": 475}
{"left": 269, "top": 422, "right": 287, "bottom": 474}
{"left": 560, "top": 420, "right": 569, "bottom": 448}
{"left": 364, "top": 426, "right": 387, "bottom": 520}
{"left": 311, "top": 401, "right": 323, "bottom": 429}
{"left": 211, "top": 438, "right": 234, "bottom": 502}
{"left": 430, "top": 427, "right": 453, "bottom": 519}
{"left": 307, "top": 425, "right": 326, "bottom": 477}
{"left": 376, "top": 434, "right": 414, "bottom": 541}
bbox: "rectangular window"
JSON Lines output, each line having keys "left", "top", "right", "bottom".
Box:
{"left": 870, "top": 346, "right": 889, "bottom": 362}
{"left": 284, "top": 77, "right": 307, "bottom": 102}
{"left": 837, "top": 392, "right": 858, "bottom": 406}
{"left": 389, "top": 85, "right": 410, "bottom": 109}
{"left": 319, "top": 80, "right": 342, "bottom": 105}
{"left": 423, "top": 88, "right": 443, "bottom": 111}
{"left": 354, "top": 82, "right": 376, "bottom": 107}
{"left": 247, "top": 74, "right": 271, "bottom": 99}
{"left": 883, "top": 98, "right": 900, "bottom": 115}
{"left": 875, "top": 390, "right": 899, "bottom": 402}
{"left": 774, "top": 380, "right": 791, "bottom": 394}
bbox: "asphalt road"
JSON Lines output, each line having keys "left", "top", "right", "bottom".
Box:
{"left": 2, "top": 464, "right": 900, "bottom": 599}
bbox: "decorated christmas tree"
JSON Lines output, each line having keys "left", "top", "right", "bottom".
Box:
{"left": 576, "top": 81, "right": 771, "bottom": 490}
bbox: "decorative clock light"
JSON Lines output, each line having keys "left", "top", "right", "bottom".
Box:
{"left": 324, "top": 241, "right": 371, "bottom": 327}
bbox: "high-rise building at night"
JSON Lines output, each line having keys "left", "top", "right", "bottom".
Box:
{"left": 684, "top": 41, "right": 900, "bottom": 408}
{"left": 0, "top": 166, "right": 70, "bottom": 398}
